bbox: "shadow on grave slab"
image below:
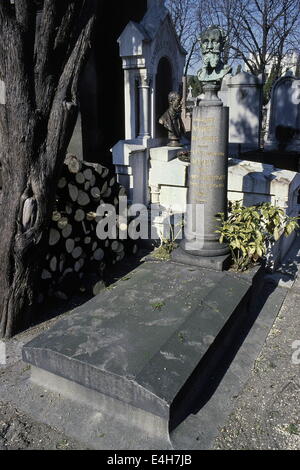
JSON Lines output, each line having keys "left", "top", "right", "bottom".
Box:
{"left": 22, "top": 260, "right": 278, "bottom": 443}
{"left": 169, "top": 272, "right": 277, "bottom": 432}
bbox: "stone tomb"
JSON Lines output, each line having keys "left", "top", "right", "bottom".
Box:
{"left": 265, "top": 73, "right": 300, "bottom": 151}
{"left": 23, "top": 261, "right": 263, "bottom": 443}
{"left": 227, "top": 72, "right": 263, "bottom": 154}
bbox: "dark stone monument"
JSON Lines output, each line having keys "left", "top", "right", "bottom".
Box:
{"left": 22, "top": 261, "right": 263, "bottom": 442}
{"left": 172, "top": 26, "right": 232, "bottom": 270}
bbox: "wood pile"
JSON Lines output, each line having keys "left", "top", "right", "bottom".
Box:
{"left": 40, "top": 155, "right": 138, "bottom": 302}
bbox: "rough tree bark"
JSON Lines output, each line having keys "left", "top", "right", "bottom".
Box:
{"left": 0, "top": 0, "right": 95, "bottom": 338}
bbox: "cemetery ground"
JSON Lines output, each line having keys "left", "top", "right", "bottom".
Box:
{"left": 1, "top": 239, "right": 300, "bottom": 451}
{"left": 1, "top": 0, "right": 300, "bottom": 454}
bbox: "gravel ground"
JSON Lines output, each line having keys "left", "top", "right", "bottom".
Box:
{"left": 0, "top": 316, "right": 89, "bottom": 450}
{"left": 214, "top": 276, "right": 300, "bottom": 450}
{"left": 0, "top": 401, "right": 87, "bottom": 450}
{"left": 0, "top": 249, "right": 300, "bottom": 450}
{"left": 0, "top": 252, "right": 150, "bottom": 451}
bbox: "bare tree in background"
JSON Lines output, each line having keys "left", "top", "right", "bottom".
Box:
{"left": 231, "top": 0, "right": 300, "bottom": 79}
{"left": 166, "top": 0, "right": 204, "bottom": 75}
{"left": 0, "top": 0, "right": 95, "bottom": 338}
{"left": 201, "top": 0, "right": 241, "bottom": 64}
{"left": 166, "top": 0, "right": 243, "bottom": 74}
{"left": 166, "top": 0, "right": 300, "bottom": 78}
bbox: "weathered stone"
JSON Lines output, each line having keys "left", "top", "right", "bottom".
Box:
{"left": 22, "top": 261, "right": 259, "bottom": 440}
{"left": 227, "top": 72, "right": 263, "bottom": 152}
{"left": 181, "top": 103, "right": 230, "bottom": 258}
{"left": 172, "top": 247, "right": 231, "bottom": 271}
{"left": 197, "top": 26, "right": 231, "bottom": 83}
{"left": 150, "top": 146, "right": 182, "bottom": 162}
{"left": 265, "top": 73, "right": 300, "bottom": 151}
{"left": 67, "top": 113, "right": 83, "bottom": 160}
{"left": 149, "top": 158, "right": 188, "bottom": 187}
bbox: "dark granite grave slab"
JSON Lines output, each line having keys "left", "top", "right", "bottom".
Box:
{"left": 22, "top": 261, "right": 261, "bottom": 440}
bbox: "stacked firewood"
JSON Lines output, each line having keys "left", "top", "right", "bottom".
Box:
{"left": 40, "top": 155, "right": 138, "bottom": 301}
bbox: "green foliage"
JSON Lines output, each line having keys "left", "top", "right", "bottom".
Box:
{"left": 153, "top": 213, "right": 184, "bottom": 260}
{"left": 187, "top": 75, "right": 202, "bottom": 97}
{"left": 153, "top": 242, "right": 178, "bottom": 261}
{"left": 151, "top": 301, "right": 165, "bottom": 311}
{"left": 285, "top": 423, "right": 299, "bottom": 435}
{"left": 217, "top": 201, "right": 299, "bottom": 271}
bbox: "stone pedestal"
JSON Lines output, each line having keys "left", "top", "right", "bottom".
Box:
{"left": 172, "top": 247, "right": 231, "bottom": 270}
{"left": 180, "top": 87, "right": 230, "bottom": 258}
{"left": 150, "top": 146, "right": 182, "bottom": 162}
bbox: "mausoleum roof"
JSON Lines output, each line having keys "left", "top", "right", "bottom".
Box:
{"left": 141, "top": 3, "right": 169, "bottom": 40}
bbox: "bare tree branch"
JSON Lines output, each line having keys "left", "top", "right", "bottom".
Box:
{"left": 166, "top": 0, "right": 300, "bottom": 77}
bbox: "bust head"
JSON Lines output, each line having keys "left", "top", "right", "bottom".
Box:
{"left": 168, "top": 91, "right": 182, "bottom": 113}
{"left": 197, "top": 26, "right": 231, "bottom": 84}
{"left": 159, "top": 91, "right": 184, "bottom": 146}
{"left": 200, "top": 26, "right": 226, "bottom": 70}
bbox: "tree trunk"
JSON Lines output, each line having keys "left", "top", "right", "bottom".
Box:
{"left": 0, "top": 0, "right": 95, "bottom": 338}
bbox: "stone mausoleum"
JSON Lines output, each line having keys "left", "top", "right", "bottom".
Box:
{"left": 112, "top": 0, "right": 186, "bottom": 205}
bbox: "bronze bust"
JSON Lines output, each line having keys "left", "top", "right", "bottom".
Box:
{"left": 159, "top": 91, "right": 185, "bottom": 147}
{"left": 197, "top": 26, "right": 231, "bottom": 84}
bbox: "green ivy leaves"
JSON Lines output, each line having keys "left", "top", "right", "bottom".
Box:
{"left": 217, "top": 201, "right": 299, "bottom": 271}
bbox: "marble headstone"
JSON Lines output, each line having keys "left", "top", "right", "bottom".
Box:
{"left": 265, "top": 74, "right": 300, "bottom": 151}
{"left": 227, "top": 72, "right": 263, "bottom": 152}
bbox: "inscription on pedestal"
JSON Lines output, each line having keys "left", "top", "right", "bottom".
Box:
{"left": 176, "top": 25, "right": 231, "bottom": 263}
{"left": 181, "top": 105, "right": 230, "bottom": 257}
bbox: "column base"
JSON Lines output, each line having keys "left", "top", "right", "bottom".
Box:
{"left": 171, "top": 246, "right": 231, "bottom": 271}
{"left": 180, "top": 237, "right": 230, "bottom": 257}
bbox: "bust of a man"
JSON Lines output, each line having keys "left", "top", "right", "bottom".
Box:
{"left": 197, "top": 26, "right": 231, "bottom": 83}
{"left": 159, "top": 91, "right": 185, "bottom": 147}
